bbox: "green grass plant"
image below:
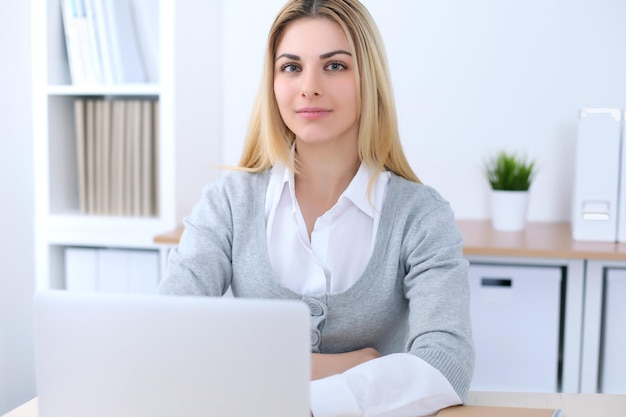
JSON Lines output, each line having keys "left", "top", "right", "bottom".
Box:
{"left": 484, "top": 151, "right": 536, "bottom": 191}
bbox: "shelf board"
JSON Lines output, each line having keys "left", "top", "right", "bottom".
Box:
{"left": 38, "top": 214, "right": 175, "bottom": 247}
{"left": 46, "top": 84, "right": 161, "bottom": 96}
{"left": 458, "top": 219, "right": 626, "bottom": 261}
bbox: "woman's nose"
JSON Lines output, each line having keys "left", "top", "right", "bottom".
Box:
{"left": 300, "top": 70, "right": 323, "bottom": 98}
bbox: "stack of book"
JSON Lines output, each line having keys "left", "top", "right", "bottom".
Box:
{"left": 60, "top": 0, "right": 159, "bottom": 85}
{"left": 74, "top": 98, "right": 159, "bottom": 217}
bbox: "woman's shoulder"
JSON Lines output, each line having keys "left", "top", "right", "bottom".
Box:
{"left": 203, "top": 169, "right": 271, "bottom": 195}
{"left": 190, "top": 169, "right": 271, "bottom": 220}
{"left": 385, "top": 173, "right": 461, "bottom": 237}
{"left": 387, "top": 172, "right": 449, "bottom": 206}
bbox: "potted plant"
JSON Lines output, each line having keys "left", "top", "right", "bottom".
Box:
{"left": 484, "top": 151, "right": 537, "bottom": 231}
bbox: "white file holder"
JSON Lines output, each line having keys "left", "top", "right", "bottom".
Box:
{"left": 572, "top": 108, "right": 622, "bottom": 242}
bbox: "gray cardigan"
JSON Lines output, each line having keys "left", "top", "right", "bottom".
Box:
{"left": 159, "top": 169, "right": 474, "bottom": 399}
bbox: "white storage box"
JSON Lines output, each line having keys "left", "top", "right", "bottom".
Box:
{"left": 601, "top": 268, "right": 626, "bottom": 393}
{"left": 65, "top": 247, "right": 159, "bottom": 294}
{"left": 468, "top": 264, "right": 562, "bottom": 392}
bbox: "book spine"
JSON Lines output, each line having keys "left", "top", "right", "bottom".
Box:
{"left": 74, "top": 99, "right": 87, "bottom": 213}
{"left": 61, "top": 0, "right": 88, "bottom": 85}
{"left": 85, "top": 99, "right": 96, "bottom": 213}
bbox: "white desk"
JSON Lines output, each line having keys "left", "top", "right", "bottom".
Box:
{"left": 4, "top": 392, "right": 626, "bottom": 417}
{"left": 466, "top": 391, "right": 626, "bottom": 417}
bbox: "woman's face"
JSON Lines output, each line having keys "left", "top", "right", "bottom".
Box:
{"left": 273, "top": 18, "right": 358, "bottom": 147}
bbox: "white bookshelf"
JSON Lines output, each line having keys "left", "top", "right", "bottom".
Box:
{"left": 31, "top": 0, "right": 222, "bottom": 290}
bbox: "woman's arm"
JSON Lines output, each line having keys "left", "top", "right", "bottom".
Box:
{"left": 310, "top": 353, "right": 461, "bottom": 417}
{"left": 158, "top": 182, "right": 234, "bottom": 296}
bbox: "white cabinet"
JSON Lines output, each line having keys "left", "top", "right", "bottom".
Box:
{"left": 31, "top": 0, "right": 221, "bottom": 290}
{"left": 468, "top": 263, "right": 562, "bottom": 392}
{"left": 600, "top": 268, "right": 626, "bottom": 393}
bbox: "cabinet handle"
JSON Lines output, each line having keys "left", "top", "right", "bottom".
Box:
{"left": 481, "top": 278, "right": 512, "bottom": 287}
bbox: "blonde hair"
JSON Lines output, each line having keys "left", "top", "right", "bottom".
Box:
{"left": 238, "top": 0, "right": 420, "bottom": 184}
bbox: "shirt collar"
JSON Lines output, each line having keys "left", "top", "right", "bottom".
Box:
{"left": 341, "top": 163, "right": 378, "bottom": 219}
{"left": 270, "top": 161, "right": 379, "bottom": 220}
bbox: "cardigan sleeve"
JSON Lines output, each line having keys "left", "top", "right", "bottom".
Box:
{"left": 310, "top": 353, "right": 461, "bottom": 417}
{"left": 401, "top": 187, "right": 475, "bottom": 401}
{"left": 158, "top": 182, "right": 234, "bottom": 297}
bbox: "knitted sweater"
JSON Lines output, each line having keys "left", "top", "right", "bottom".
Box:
{"left": 158, "top": 169, "right": 475, "bottom": 399}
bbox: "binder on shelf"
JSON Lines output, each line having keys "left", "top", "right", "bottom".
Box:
{"left": 60, "top": 0, "right": 88, "bottom": 85}
{"left": 100, "top": 100, "right": 113, "bottom": 214}
{"left": 81, "top": 0, "right": 104, "bottom": 85}
{"left": 61, "top": 0, "right": 103, "bottom": 85}
{"left": 571, "top": 108, "right": 622, "bottom": 242}
{"left": 111, "top": 100, "right": 126, "bottom": 215}
{"left": 88, "top": 0, "right": 115, "bottom": 85}
{"left": 131, "top": 0, "right": 160, "bottom": 83}
{"left": 85, "top": 99, "right": 97, "bottom": 214}
{"left": 73, "top": 98, "right": 158, "bottom": 217}
{"left": 153, "top": 100, "right": 160, "bottom": 215}
{"left": 61, "top": 0, "right": 153, "bottom": 85}
{"left": 130, "top": 100, "right": 143, "bottom": 217}
{"left": 141, "top": 100, "right": 154, "bottom": 216}
{"left": 94, "top": 100, "right": 104, "bottom": 214}
{"left": 123, "top": 100, "right": 134, "bottom": 215}
{"left": 74, "top": 100, "right": 87, "bottom": 214}
{"left": 100, "top": 0, "right": 146, "bottom": 83}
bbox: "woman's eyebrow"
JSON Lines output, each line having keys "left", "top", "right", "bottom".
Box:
{"left": 275, "top": 49, "right": 352, "bottom": 62}
{"left": 319, "top": 49, "right": 352, "bottom": 59}
{"left": 275, "top": 53, "right": 300, "bottom": 62}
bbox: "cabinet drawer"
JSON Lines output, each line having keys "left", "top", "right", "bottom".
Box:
{"left": 601, "top": 268, "right": 626, "bottom": 393}
{"left": 468, "top": 264, "right": 562, "bottom": 392}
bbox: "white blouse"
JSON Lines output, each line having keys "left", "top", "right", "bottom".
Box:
{"left": 265, "top": 162, "right": 461, "bottom": 417}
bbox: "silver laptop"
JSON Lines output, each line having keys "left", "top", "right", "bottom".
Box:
{"left": 33, "top": 290, "right": 311, "bottom": 417}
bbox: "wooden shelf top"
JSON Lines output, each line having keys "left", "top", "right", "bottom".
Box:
{"left": 154, "top": 220, "right": 626, "bottom": 262}
{"left": 458, "top": 219, "right": 626, "bottom": 261}
{"left": 153, "top": 225, "right": 185, "bottom": 245}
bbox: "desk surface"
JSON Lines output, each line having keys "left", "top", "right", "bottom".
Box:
{"left": 154, "top": 220, "right": 626, "bottom": 261}
{"left": 5, "top": 392, "right": 626, "bottom": 417}
{"left": 466, "top": 391, "right": 626, "bottom": 417}
{"left": 457, "top": 220, "right": 626, "bottom": 261}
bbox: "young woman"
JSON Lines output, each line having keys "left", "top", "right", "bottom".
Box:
{"left": 159, "top": 1, "right": 474, "bottom": 416}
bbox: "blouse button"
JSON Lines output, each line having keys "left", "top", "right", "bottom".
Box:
{"left": 307, "top": 300, "right": 324, "bottom": 317}
{"left": 311, "top": 329, "right": 321, "bottom": 347}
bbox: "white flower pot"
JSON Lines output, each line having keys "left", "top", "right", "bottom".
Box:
{"left": 491, "top": 190, "right": 529, "bottom": 231}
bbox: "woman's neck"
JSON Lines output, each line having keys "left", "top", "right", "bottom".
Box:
{"left": 294, "top": 139, "right": 360, "bottom": 200}
{"left": 293, "top": 139, "right": 360, "bottom": 237}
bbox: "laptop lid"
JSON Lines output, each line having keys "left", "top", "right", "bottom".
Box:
{"left": 34, "top": 290, "right": 311, "bottom": 417}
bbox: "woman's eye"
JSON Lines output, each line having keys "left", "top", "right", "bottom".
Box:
{"left": 281, "top": 64, "right": 300, "bottom": 73}
{"left": 325, "top": 62, "right": 346, "bottom": 71}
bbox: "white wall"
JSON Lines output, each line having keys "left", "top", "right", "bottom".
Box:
{"left": 0, "top": 0, "right": 36, "bottom": 414}
{"left": 170, "top": 0, "right": 223, "bottom": 223}
{"left": 221, "top": 0, "right": 626, "bottom": 222}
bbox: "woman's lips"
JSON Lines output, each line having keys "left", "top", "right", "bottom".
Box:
{"left": 296, "top": 107, "right": 332, "bottom": 120}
